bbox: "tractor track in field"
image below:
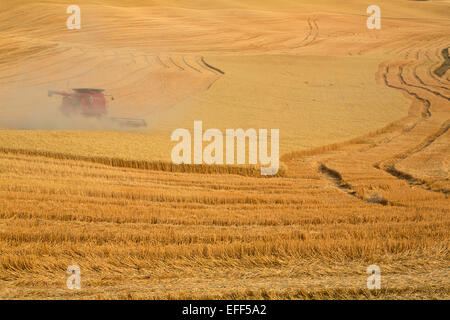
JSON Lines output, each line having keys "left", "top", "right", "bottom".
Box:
{"left": 413, "top": 63, "right": 450, "bottom": 92}
{"left": 399, "top": 65, "right": 450, "bottom": 101}
{"left": 1, "top": 56, "right": 104, "bottom": 86}
{"left": 289, "top": 44, "right": 447, "bottom": 202}
{"left": 383, "top": 64, "right": 431, "bottom": 118}
{"left": 200, "top": 57, "right": 225, "bottom": 75}
{"left": 314, "top": 48, "right": 449, "bottom": 200}
{"left": 32, "top": 59, "right": 121, "bottom": 87}
{"left": 375, "top": 120, "right": 450, "bottom": 195}
{"left": 425, "top": 47, "right": 450, "bottom": 85}
{"left": 318, "top": 163, "right": 389, "bottom": 205}
{"left": 168, "top": 57, "right": 185, "bottom": 71}
{"left": 182, "top": 57, "right": 202, "bottom": 73}
{"left": 433, "top": 47, "right": 450, "bottom": 78}
{"left": 318, "top": 164, "right": 357, "bottom": 197}
{"left": 298, "top": 19, "right": 319, "bottom": 49}
{"left": 0, "top": 49, "right": 89, "bottom": 84}
{"left": 428, "top": 64, "right": 449, "bottom": 86}
{"left": 2, "top": 47, "right": 215, "bottom": 88}
{"left": 373, "top": 53, "right": 449, "bottom": 194}
{"left": 0, "top": 11, "right": 445, "bottom": 202}
{"left": 155, "top": 56, "right": 169, "bottom": 68}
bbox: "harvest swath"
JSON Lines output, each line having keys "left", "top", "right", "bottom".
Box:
{"left": 0, "top": 0, "right": 449, "bottom": 299}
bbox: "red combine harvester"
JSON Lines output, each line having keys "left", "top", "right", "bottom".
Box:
{"left": 48, "top": 88, "right": 147, "bottom": 128}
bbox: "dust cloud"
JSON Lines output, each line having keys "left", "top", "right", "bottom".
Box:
{"left": 0, "top": 86, "right": 147, "bottom": 131}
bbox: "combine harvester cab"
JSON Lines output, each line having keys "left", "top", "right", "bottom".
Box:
{"left": 48, "top": 88, "right": 147, "bottom": 128}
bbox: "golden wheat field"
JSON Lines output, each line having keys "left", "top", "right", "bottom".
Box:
{"left": 0, "top": 0, "right": 449, "bottom": 300}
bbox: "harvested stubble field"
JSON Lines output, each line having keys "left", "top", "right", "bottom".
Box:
{"left": 0, "top": 0, "right": 449, "bottom": 299}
